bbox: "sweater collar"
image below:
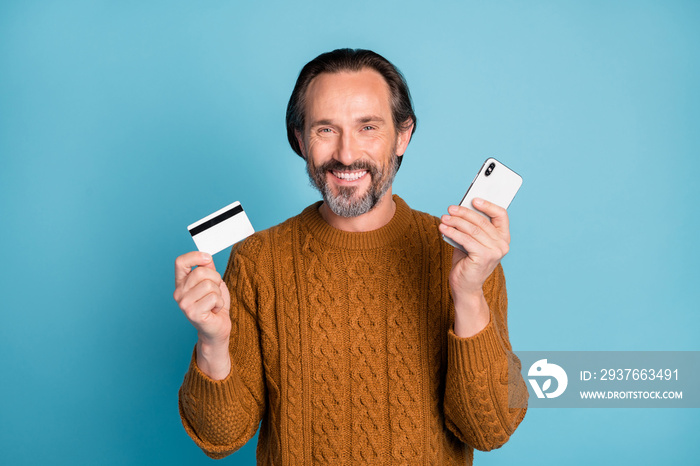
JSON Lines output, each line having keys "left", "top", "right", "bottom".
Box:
{"left": 300, "top": 194, "right": 413, "bottom": 250}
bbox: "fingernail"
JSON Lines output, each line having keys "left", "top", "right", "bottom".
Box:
{"left": 202, "top": 253, "right": 212, "bottom": 262}
{"left": 473, "top": 198, "right": 483, "bottom": 206}
{"left": 448, "top": 205, "right": 457, "bottom": 214}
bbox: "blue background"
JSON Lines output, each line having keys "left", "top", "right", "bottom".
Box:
{"left": 2, "top": 1, "right": 698, "bottom": 464}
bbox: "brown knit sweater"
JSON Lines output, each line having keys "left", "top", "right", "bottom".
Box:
{"left": 179, "top": 195, "right": 528, "bottom": 464}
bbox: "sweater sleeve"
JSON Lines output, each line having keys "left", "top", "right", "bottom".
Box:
{"left": 178, "top": 244, "right": 267, "bottom": 459}
{"left": 443, "top": 264, "right": 528, "bottom": 451}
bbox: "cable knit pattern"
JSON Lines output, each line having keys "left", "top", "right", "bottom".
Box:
{"left": 179, "top": 195, "right": 528, "bottom": 464}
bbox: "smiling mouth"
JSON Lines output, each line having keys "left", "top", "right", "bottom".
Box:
{"left": 331, "top": 170, "right": 368, "bottom": 181}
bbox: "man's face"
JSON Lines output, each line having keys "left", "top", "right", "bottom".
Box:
{"left": 296, "top": 69, "right": 411, "bottom": 218}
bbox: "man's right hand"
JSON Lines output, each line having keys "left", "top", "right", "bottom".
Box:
{"left": 174, "top": 251, "right": 232, "bottom": 380}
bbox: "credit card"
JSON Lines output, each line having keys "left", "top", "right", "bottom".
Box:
{"left": 187, "top": 201, "right": 255, "bottom": 255}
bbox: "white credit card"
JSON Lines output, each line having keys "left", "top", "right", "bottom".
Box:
{"left": 187, "top": 201, "right": 255, "bottom": 255}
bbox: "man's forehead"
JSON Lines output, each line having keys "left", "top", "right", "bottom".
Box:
{"left": 307, "top": 68, "right": 388, "bottom": 89}
{"left": 304, "top": 69, "right": 392, "bottom": 119}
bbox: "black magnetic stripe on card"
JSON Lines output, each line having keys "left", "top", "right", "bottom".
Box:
{"left": 188, "top": 204, "right": 244, "bottom": 236}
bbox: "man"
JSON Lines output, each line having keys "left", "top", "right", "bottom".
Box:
{"left": 174, "top": 48, "right": 528, "bottom": 464}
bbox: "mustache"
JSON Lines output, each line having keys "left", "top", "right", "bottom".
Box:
{"left": 315, "top": 159, "right": 381, "bottom": 176}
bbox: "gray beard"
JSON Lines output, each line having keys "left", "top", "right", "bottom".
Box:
{"left": 306, "top": 154, "right": 399, "bottom": 218}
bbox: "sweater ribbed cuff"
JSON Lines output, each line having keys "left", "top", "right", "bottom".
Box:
{"left": 182, "top": 347, "right": 240, "bottom": 406}
{"left": 448, "top": 318, "right": 507, "bottom": 374}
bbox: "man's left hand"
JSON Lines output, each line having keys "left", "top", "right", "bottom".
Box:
{"left": 438, "top": 198, "right": 511, "bottom": 336}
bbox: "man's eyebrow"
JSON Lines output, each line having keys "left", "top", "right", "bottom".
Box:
{"left": 309, "top": 116, "right": 386, "bottom": 127}
{"left": 357, "top": 115, "right": 385, "bottom": 124}
{"left": 309, "top": 119, "right": 333, "bottom": 128}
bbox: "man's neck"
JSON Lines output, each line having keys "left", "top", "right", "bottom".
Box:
{"left": 318, "top": 189, "right": 396, "bottom": 232}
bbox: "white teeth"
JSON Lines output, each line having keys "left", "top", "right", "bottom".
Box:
{"left": 332, "top": 170, "right": 367, "bottom": 181}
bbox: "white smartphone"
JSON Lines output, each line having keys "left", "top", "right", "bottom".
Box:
{"left": 443, "top": 157, "right": 523, "bottom": 254}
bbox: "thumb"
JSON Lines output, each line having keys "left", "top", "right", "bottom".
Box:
{"left": 201, "top": 259, "right": 218, "bottom": 272}
{"left": 473, "top": 198, "right": 510, "bottom": 238}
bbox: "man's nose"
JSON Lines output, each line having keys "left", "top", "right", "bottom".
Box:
{"left": 335, "top": 131, "right": 360, "bottom": 166}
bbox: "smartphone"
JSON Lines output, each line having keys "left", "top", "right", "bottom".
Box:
{"left": 442, "top": 157, "right": 523, "bottom": 254}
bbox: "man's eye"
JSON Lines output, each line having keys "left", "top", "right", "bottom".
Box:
{"left": 362, "top": 126, "right": 375, "bottom": 131}
{"left": 319, "top": 128, "right": 332, "bottom": 133}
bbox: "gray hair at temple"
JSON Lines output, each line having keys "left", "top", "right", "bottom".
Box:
{"left": 285, "top": 48, "right": 417, "bottom": 168}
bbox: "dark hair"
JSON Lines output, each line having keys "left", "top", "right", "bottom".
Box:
{"left": 286, "top": 48, "right": 417, "bottom": 159}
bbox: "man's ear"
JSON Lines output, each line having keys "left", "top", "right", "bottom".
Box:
{"left": 295, "top": 130, "right": 307, "bottom": 159}
{"left": 395, "top": 119, "right": 414, "bottom": 157}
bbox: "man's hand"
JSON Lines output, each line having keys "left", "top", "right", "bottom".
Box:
{"left": 174, "top": 251, "right": 232, "bottom": 379}
{"left": 438, "top": 198, "right": 511, "bottom": 338}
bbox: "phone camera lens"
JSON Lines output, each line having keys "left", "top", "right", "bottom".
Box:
{"left": 485, "top": 162, "right": 495, "bottom": 176}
